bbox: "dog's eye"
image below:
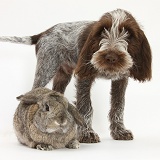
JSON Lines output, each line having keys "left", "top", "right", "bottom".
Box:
{"left": 45, "top": 104, "right": 50, "bottom": 111}
{"left": 119, "top": 27, "right": 123, "bottom": 33}
{"left": 126, "top": 33, "right": 134, "bottom": 41}
{"left": 125, "top": 28, "right": 135, "bottom": 40}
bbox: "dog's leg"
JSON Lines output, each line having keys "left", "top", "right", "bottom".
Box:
{"left": 109, "top": 77, "right": 133, "bottom": 140}
{"left": 52, "top": 65, "right": 73, "bottom": 94}
{"left": 76, "top": 78, "right": 100, "bottom": 143}
{"left": 32, "top": 54, "right": 60, "bottom": 89}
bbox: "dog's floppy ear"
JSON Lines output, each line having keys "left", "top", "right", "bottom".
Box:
{"left": 75, "top": 23, "right": 99, "bottom": 79}
{"left": 129, "top": 29, "right": 152, "bottom": 82}
{"left": 75, "top": 17, "right": 112, "bottom": 79}
{"left": 68, "top": 103, "right": 87, "bottom": 127}
{"left": 17, "top": 95, "right": 38, "bottom": 105}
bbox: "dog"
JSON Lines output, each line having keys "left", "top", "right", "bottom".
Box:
{"left": 0, "top": 9, "right": 152, "bottom": 143}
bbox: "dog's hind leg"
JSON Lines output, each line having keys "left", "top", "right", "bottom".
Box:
{"left": 109, "top": 77, "right": 133, "bottom": 140}
{"left": 52, "top": 64, "right": 73, "bottom": 94}
{"left": 32, "top": 52, "right": 60, "bottom": 89}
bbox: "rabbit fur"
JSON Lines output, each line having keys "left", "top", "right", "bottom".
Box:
{"left": 13, "top": 87, "right": 86, "bottom": 150}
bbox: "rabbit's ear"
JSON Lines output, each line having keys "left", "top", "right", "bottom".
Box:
{"left": 16, "top": 95, "right": 38, "bottom": 105}
{"left": 68, "top": 103, "right": 87, "bottom": 127}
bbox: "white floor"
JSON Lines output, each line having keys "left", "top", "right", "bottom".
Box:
{"left": 1, "top": 130, "right": 160, "bottom": 160}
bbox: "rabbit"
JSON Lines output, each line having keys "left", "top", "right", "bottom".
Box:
{"left": 13, "top": 87, "right": 86, "bottom": 150}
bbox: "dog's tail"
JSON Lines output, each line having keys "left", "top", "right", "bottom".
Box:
{"left": 0, "top": 34, "right": 41, "bottom": 45}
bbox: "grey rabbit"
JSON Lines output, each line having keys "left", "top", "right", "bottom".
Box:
{"left": 13, "top": 87, "right": 86, "bottom": 150}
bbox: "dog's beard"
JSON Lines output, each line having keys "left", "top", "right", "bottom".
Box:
{"left": 91, "top": 50, "right": 133, "bottom": 80}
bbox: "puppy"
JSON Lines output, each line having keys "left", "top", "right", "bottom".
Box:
{"left": 0, "top": 9, "right": 152, "bottom": 143}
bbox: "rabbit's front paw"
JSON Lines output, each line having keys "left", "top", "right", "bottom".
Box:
{"left": 66, "top": 139, "right": 80, "bottom": 149}
{"left": 36, "top": 144, "right": 54, "bottom": 151}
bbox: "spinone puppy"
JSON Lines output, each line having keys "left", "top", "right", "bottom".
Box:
{"left": 0, "top": 9, "right": 152, "bottom": 143}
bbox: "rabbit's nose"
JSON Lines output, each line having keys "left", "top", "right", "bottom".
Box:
{"left": 54, "top": 119, "right": 67, "bottom": 126}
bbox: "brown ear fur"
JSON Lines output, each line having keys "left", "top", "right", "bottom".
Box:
{"left": 129, "top": 29, "right": 152, "bottom": 82}
{"left": 75, "top": 16, "right": 112, "bottom": 79}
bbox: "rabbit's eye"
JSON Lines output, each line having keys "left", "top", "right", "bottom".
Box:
{"left": 45, "top": 104, "right": 50, "bottom": 111}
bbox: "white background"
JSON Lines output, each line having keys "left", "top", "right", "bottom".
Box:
{"left": 0, "top": 0, "right": 160, "bottom": 159}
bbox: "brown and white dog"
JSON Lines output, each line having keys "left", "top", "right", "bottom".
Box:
{"left": 0, "top": 9, "right": 152, "bottom": 143}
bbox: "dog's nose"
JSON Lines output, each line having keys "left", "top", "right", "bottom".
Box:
{"left": 105, "top": 53, "right": 118, "bottom": 64}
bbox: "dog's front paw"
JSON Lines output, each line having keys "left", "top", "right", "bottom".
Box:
{"left": 78, "top": 129, "right": 100, "bottom": 143}
{"left": 36, "top": 144, "right": 54, "bottom": 151}
{"left": 111, "top": 129, "right": 133, "bottom": 140}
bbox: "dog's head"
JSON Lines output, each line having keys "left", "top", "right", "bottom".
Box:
{"left": 76, "top": 9, "right": 152, "bottom": 82}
